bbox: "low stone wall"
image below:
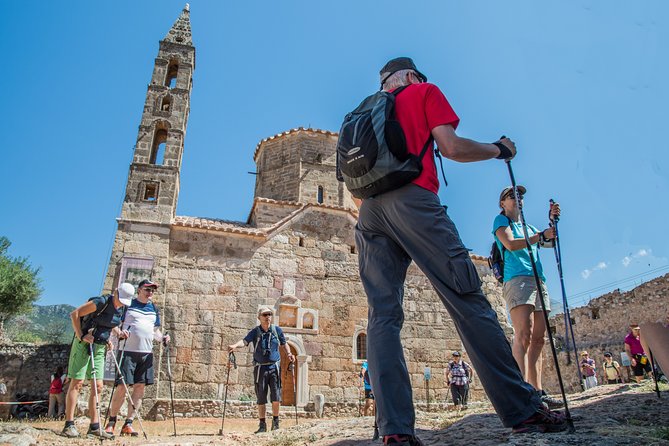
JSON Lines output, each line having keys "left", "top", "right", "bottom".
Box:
{"left": 146, "top": 399, "right": 454, "bottom": 421}
{"left": 0, "top": 343, "right": 70, "bottom": 419}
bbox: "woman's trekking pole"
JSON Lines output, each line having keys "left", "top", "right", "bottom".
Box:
{"left": 288, "top": 361, "right": 298, "bottom": 425}
{"left": 219, "top": 352, "right": 236, "bottom": 435}
{"left": 163, "top": 333, "right": 177, "bottom": 436}
{"left": 103, "top": 326, "right": 129, "bottom": 427}
{"left": 109, "top": 348, "right": 148, "bottom": 439}
{"left": 548, "top": 199, "right": 584, "bottom": 387}
{"left": 372, "top": 399, "right": 379, "bottom": 440}
{"left": 505, "top": 157, "right": 575, "bottom": 433}
{"left": 87, "top": 342, "right": 104, "bottom": 439}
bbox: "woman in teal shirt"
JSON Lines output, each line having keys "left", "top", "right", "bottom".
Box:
{"left": 492, "top": 186, "right": 562, "bottom": 408}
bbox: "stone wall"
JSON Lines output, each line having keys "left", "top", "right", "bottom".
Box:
{"left": 0, "top": 343, "right": 69, "bottom": 419}
{"left": 542, "top": 273, "right": 669, "bottom": 392}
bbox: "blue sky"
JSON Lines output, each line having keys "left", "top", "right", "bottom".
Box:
{"left": 1, "top": 1, "right": 667, "bottom": 311}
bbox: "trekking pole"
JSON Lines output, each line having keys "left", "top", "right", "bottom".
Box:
{"left": 504, "top": 156, "right": 575, "bottom": 433}
{"left": 219, "top": 352, "right": 236, "bottom": 435}
{"left": 87, "top": 341, "right": 104, "bottom": 440}
{"left": 288, "top": 361, "right": 298, "bottom": 425}
{"left": 649, "top": 349, "right": 661, "bottom": 399}
{"left": 548, "top": 199, "right": 584, "bottom": 388}
{"left": 103, "top": 326, "right": 129, "bottom": 427}
{"left": 109, "top": 347, "right": 148, "bottom": 439}
{"left": 358, "top": 376, "right": 363, "bottom": 417}
{"left": 163, "top": 332, "right": 177, "bottom": 436}
{"left": 372, "top": 398, "right": 379, "bottom": 441}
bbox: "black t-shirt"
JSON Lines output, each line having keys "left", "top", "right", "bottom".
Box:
{"left": 81, "top": 295, "right": 124, "bottom": 344}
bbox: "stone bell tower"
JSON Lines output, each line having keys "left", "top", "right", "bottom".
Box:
{"left": 103, "top": 5, "right": 194, "bottom": 293}
{"left": 120, "top": 4, "right": 195, "bottom": 225}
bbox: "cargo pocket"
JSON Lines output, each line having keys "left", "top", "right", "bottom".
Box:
{"left": 446, "top": 251, "right": 482, "bottom": 295}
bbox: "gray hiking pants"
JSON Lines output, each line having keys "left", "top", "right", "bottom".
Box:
{"left": 355, "top": 184, "right": 541, "bottom": 436}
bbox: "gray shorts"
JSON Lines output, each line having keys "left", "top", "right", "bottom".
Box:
{"left": 503, "top": 276, "right": 551, "bottom": 312}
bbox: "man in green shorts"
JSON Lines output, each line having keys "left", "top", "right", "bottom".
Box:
{"left": 61, "top": 283, "right": 134, "bottom": 439}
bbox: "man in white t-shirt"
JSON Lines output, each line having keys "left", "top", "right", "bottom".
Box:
{"left": 105, "top": 279, "right": 169, "bottom": 437}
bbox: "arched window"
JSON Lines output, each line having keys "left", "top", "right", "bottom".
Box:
{"left": 356, "top": 332, "right": 367, "bottom": 360}
{"left": 317, "top": 186, "right": 324, "bottom": 204}
{"left": 166, "top": 61, "right": 179, "bottom": 88}
{"left": 161, "top": 95, "right": 172, "bottom": 112}
{"left": 150, "top": 128, "right": 168, "bottom": 165}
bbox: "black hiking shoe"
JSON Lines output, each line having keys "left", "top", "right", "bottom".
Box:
{"left": 271, "top": 417, "right": 279, "bottom": 431}
{"left": 541, "top": 393, "right": 565, "bottom": 409}
{"left": 512, "top": 407, "right": 568, "bottom": 434}
{"left": 255, "top": 420, "right": 267, "bottom": 434}
{"left": 383, "top": 434, "right": 424, "bottom": 445}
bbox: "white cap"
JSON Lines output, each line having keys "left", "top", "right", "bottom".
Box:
{"left": 117, "top": 283, "right": 135, "bottom": 306}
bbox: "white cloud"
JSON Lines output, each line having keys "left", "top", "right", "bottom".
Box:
{"left": 582, "top": 261, "right": 608, "bottom": 279}
{"left": 622, "top": 248, "right": 651, "bottom": 267}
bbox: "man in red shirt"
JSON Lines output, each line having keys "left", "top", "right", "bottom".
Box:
{"left": 355, "top": 57, "right": 567, "bottom": 445}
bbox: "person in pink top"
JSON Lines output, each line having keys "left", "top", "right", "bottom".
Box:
{"left": 624, "top": 324, "right": 651, "bottom": 383}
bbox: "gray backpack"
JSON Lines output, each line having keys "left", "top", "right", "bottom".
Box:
{"left": 336, "top": 86, "right": 433, "bottom": 199}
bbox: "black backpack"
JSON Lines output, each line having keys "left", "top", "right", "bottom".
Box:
{"left": 487, "top": 242, "right": 505, "bottom": 284}
{"left": 488, "top": 216, "right": 512, "bottom": 284}
{"left": 336, "top": 86, "right": 433, "bottom": 199}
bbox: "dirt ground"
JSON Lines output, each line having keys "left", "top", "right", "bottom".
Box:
{"left": 2, "top": 381, "right": 668, "bottom": 445}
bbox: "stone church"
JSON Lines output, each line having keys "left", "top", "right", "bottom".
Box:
{"left": 102, "top": 5, "right": 506, "bottom": 414}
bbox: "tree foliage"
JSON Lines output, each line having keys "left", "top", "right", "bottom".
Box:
{"left": 0, "top": 236, "right": 42, "bottom": 335}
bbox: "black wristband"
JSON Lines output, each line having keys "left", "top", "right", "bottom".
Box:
{"left": 494, "top": 142, "right": 513, "bottom": 160}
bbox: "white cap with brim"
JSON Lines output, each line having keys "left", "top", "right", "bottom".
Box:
{"left": 117, "top": 283, "right": 135, "bottom": 306}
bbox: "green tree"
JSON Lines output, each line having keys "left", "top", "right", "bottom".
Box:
{"left": 0, "top": 236, "right": 42, "bottom": 339}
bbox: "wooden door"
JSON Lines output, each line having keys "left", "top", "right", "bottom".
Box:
{"left": 280, "top": 344, "right": 297, "bottom": 406}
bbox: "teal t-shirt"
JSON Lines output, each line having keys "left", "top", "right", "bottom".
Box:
{"left": 492, "top": 214, "right": 545, "bottom": 282}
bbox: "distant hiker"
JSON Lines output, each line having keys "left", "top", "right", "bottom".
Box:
{"left": 625, "top": 324, "right": 652, "bottom": 383}
{"left": 360, "top": 360, "right": 375, "bottom": 416}
{"left": 340, "top": 56, "right": 566, "bottom": 444}
{"left": 48, "top": 366, "right": 68, "bottom": 418}
{"left": 228, "top": 306, "right": 294, "bottom": 433}
{"left": 445, "top": 351, "right": 472, "bottom": 410}
{"left": 105, "top": 279, "right": 169, "bottom": 437}
{"left": 61, "top": 283, "right": 134, "bottom": 439}
{"left": 492, "top": 186, "right": 564, "bottom": 409}
{"left": 580, "top": 351, "right": 598, "bottom": 389}
{"left": 601, "top": 352, "right": 622, "bottom": 384}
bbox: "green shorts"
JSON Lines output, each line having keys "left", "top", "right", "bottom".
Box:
{"left": 67, "top": 339, "right": 106, "bottom": 381}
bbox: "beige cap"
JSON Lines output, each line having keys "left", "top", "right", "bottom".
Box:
{"left": 258, "top": 306, "right": 273, "bottom": 317}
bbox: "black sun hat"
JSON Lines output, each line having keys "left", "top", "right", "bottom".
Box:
{"left": 380, "top": 57, "right": 427, "bottom": 87}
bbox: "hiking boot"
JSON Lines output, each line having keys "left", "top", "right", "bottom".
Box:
{"left": 121, "top": 423, "right": 139, "bottom": 437}
{"left": 541, "top": 394, "right": 565, "bottom": 409}
{"left": 271, "top": 417, "right": 280, "bottom": 431}
{"left": 61, "top": 424, "right": 80, "bottom": 438}
{"left": 87, "top": 426, "right": 115, "bottom": 439}
{"left": 383, "top": 434, "right": 424, "bottom": 445}
{"left": 255, "top": 420, "right": 267, "bottom": 434}
{"left": 512, "top": 407, "right": 568, "bottom": 434}
{"left": 104, "top": 420, "right": 116, "bottom": 435}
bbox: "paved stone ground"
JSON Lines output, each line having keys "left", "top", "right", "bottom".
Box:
{"left": 2, "top": 381, "right": 668, "bottom": 445}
